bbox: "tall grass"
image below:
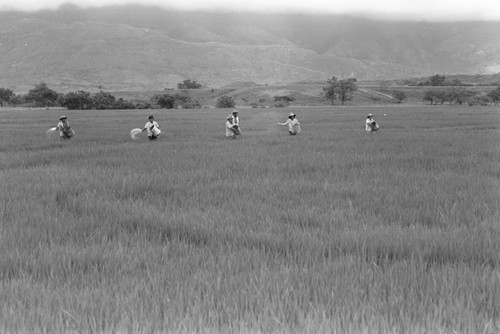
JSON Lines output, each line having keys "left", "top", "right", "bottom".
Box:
{"left": 0, "top": 106, "right": 499, "bottom": 333}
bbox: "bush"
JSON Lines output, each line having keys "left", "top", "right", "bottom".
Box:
{"left": 273, "top": 95, "right": 295, "bottom": 107}
{"left": 156, "top": 94, "right": 175, "bottom": 109}
{"left": 216, "top": 96, "right": 235, "bottom": 108}
{"left": 177, "top": 79, "right": 202, "bottom": 89}
{"left": 135, "top": 103, "right": 152, "bottom": 109}
{"left": 113, "top": 98, "right": 135, "bottom": 110}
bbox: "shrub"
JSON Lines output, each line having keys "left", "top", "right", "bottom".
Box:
{"left": 216, "top": 96, "right": 235, "bottom": 108}
{"left": 156, "top": 94, "right": 175, "bottom": 109}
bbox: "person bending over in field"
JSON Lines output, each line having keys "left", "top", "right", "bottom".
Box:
{"left": 142, "top": 115, "right": 161, "bottom": 141}
{"left": 56, "top": 115, "right": 74, "bottom": 140}
{"left": 365, "top": 113, "right": 379, "bottom": 132}
{"left": 226, "top": 115, "right": 240, "bottom": 139}
{"left": 231, "top": 110, "right": 242, "bottom": 135}
{"left": 278, "top": 113, "right": 301, "bottom": 135}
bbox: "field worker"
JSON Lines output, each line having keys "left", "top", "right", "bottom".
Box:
{"left": 278, "top": 113, "right": 301, "bottom": 135}
{"left": 226, "top": 115, "right": 240, "bottom": 138}
{"left": 142, "top": 115, "right": 161, "bottom": 141}
{"left": 365, "top": 113, "right": 379, "bottom": 132}
{"left": 56, "top": 115, "right": 74, "bottom": 140}
{"left": 231, "top": 109, "right": 242, "bottom": 135}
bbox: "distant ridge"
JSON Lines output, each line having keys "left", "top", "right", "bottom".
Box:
{"left": 0, "top": 5, "right": 499, "bottom": 93}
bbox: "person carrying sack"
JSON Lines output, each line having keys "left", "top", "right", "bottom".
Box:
{"left": 56, "top": 115, "right": 74, "bottom": 140}
{"left": 231, "top": 110, "right": 242, "bottom": 135}
{"left": 365, "top": 113, "right": 379, "bottom": 132}
{"left": 142, "top": 115, "right": 161, "bottom": 141}
{"left": 226, "top": 115, "right": 240, "bottom": 139}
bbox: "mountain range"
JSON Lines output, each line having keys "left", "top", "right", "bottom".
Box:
{"left": 1, "top": 4, "right": 499, "bottom": 93}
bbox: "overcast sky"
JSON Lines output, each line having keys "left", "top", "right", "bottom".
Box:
{"left": 1, "top": 0, "right": 499, "bottom": 21}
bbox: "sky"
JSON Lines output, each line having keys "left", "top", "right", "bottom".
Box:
{"left": 0, "top": 0, "right": 500, "bottom": 21}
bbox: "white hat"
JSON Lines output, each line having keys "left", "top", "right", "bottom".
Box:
{"left": 367, "top": 113, "right": 373, "bottom": 117}
{"left": 227, "top": 115, "right": 233, "bottom": 119}
{"left": 289, "top": 113, "right": 295, "bottom": 117}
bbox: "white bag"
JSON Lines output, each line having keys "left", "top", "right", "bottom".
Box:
{"left": 151, "top": 127, "right": 161, "bottom": 136}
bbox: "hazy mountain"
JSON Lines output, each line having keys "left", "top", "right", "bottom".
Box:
{"left": 1, "top": 4, "right": 499, "bottom": 92}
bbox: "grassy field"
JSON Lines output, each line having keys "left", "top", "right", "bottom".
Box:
{"left": 0, "top": 105, "right": 499, "bottom": 333}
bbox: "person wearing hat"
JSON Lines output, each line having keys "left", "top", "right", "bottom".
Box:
{"left": 56, "top": 115, "right": 74, "bottom": 140}
{"left": 366, "top": 113, "right": 379, "bottom": 132}
{"left": 226, "top": 115, "right": 240, "bottom": 138}
{"left": 231, "top": 109, "right": 242, "bottom": 135}
{"left": 142, "top": 115, "right": 161, "bottom": 141}
{"left": 278, "top": 113, "right": 301, "bottom": 135}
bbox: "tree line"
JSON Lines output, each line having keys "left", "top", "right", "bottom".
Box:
{"left": 0, "top": 80, "right": 232, "bottom": 110}
{"left": 2, "top": 76, "right": 499, "bottom": 109}
{"left": 422, "top": 87, "right": 500, "bottom": 106}
{"left": 410, "top": 75, "right": 471, "bottom": 87}
{"left": 0, "top": 83, "right": 149, "bottom": 110}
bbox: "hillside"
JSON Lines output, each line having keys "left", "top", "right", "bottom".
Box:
{"left": 0, "top": 5, "right": 499, "bottom": 93}
{"left": 112, "top": 77, "right": 499, "bottom": 108}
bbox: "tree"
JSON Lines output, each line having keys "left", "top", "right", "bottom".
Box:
{"left": 392, "top": 90, "right": 406, "bottom": 103}
{"left": 0, "top": 88, "right": 14, "bottom": 107}
{"left": 177, "top": 79, "right": 202, "bottom": 89}
{"left": 423, "top": 89, "right": 449, "bottom": 105}
{"left": 92, "top": 91, "right": 116, "bottom": 110}
{"left": 447, "top": 87, "right": 475, "bottom": 105}
{"left": 216, "top": 95, "right": 235, "bottom": 108}
{"left": 423, "top": 90, "right": 437, "bottom": 105}
{"left": 433, "top": 90, "right": 448, "bottom": 105}
{"left": 25, "top": 82, "right": 59, "bottom": 107}
{"left": 337, "top": 78, "right": 357, "bottom": 105}
{"left": 59, "top": 90, "right": 93, "bottom": 110}
{"left": 467, "top": 94, "right": 490, "bottom": 106}
{"left": 323, "top": 76, "right": 338, "bottom": 105}
{"left": 487, "top": 87, "right": 500, "bottom": 105}
{"left": 156, "top": 94, "right": 176, "bottom": 109}
{"left": 429, "top": 74, "right": 446, "bottom": 86}
{"left": 9, "top": 94, "right": 25, "bottom": 106}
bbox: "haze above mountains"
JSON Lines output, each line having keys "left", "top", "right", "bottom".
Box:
{"left": 1, "top": 4, "right": 499, "bottom": 93}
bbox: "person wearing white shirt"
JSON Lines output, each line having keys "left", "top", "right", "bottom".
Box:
{"left": 278, "top": 113, "right": 301, "bottom": 135}
{"left": 142, "top": 115, "right": 161, "bottom": 140}
{"left": 226, "top": 115, "right": 239, "bottom": 138}
{"left": 365, "top": 113, "right": 379, "bottom": 132}
{"left": 231, "top": 110, "right": 242, "bottom": 135}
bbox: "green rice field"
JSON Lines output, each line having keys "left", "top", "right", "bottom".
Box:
{"left": 0, "top": 105, "right": 499, "bottom": 333}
